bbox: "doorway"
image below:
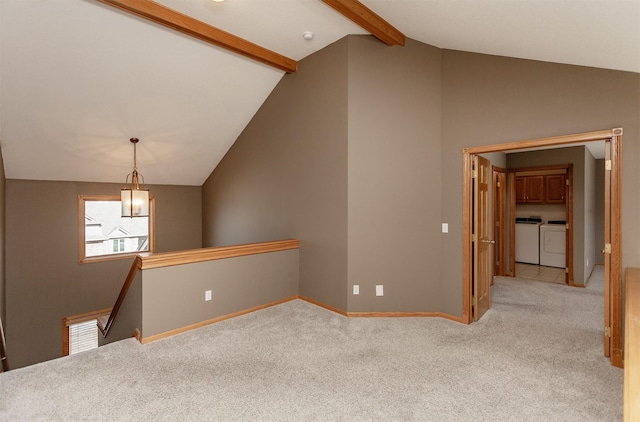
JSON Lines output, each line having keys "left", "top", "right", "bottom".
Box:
{"left": 492, "top": 166, "right": 506, "bottom": 280}
{"left": 462, "top": 128, "right": 623, "bottom": 368}
{"left": 508, "top": 164, "right": 573, "bottom": 285}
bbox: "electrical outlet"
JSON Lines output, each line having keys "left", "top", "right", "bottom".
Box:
{"left": 353, "top": 285, "right": 359, "bottom": 295}
{"left": 205, "top": 290, "right": 212, "bottom": 301}
{"left": 376, "top": 285, "right": 384, "bottom": 296}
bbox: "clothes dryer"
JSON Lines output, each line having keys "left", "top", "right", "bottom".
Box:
{"left": 539, "top": 223, "right": 566, "bottom": 268}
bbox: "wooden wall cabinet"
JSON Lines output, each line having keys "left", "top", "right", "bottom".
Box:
{"left": 545, "top": 174, "right": 566, "bottom": 203}
{"left": 515, "top": 175, "right": 544, "bottom": 203}
{"left": 515, "top": 174, "right": 566, "bottom": 204}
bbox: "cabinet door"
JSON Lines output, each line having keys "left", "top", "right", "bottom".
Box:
{"left": 545, "top": 174, "right": 566, "bottom": 203}
{"left": 526, "top": 175, "right": 545, "bottom": 203}
{"left": 515, "top": 176, "right": 527, "bottom": 203}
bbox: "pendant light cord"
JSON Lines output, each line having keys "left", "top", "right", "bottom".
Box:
{"left": 132, "top": 140, "right": 138, "bottom": 172}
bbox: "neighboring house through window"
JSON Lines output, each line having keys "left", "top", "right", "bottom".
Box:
{"left": 79, "top": 195, "right": 155, "bottom": 263}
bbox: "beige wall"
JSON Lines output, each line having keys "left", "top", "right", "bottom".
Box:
{"left": 442, "top": 50, "right": 640, "bottom": 314}
{"left": 347, "top": 37, "right": 443, "bottom": 311}
{"left": 0, "top": 148, "right": 5, "bottom": 327}
{"left": 202, "top": 37, "right": 349, "bottom": 311}
{"left": 98, "top": 270, "right": 142, "bottom": 347}
{"left": 202, "top": 36, "right": 446, "bottom": 313}
{"left": 100, "top": 250, "right": 298, "bottom": 344}
{"left": 142, "top": 250, "right": 298, "bottom": 338}
{"left": 5, "top": 180, "right": 202, "bottom": 368}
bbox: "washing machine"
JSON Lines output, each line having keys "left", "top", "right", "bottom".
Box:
{"left": 515, "top": 218, "right": 542, "bottom": 264}
{"left": 539, "top": 222, "right": 566, "bottom": 268}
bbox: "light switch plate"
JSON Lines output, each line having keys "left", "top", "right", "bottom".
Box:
{"left": 442, "top": 223, "right": 449, "bottom": 233}
{"left": 353, "top": 285, "right": 359, "bottom": 295}
{"left": 205, "top": 290, "right": 212, "bottom": 301}
{"left": 376, "top": 285, "right": 384, "bottom": 296}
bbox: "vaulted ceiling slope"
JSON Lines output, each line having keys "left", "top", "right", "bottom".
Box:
{"left": 1, "top": 0, "right": 638, "bottom": 186}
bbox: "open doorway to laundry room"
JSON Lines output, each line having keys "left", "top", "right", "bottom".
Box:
{"left": 509, "top": 163, "right": 573, "bottom": 286}
{"left": 462, "top": 128, "right": 623, "bottom": 368}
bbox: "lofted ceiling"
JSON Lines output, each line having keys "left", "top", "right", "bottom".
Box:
{"left": 0, "top": 0, "right": 638, "bottom": 186}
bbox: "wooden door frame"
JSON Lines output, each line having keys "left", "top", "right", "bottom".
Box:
{"left": 608, "top": 136, "right": 623, "bottom": 367}
{"left": 507, "top": 164, "right": 573, "bottom": 285}
{"left": 492, "top": 166, "right": 506, "bottom": 278}
{"left": 462, "top": 128, "right": 623, "bottom": 368}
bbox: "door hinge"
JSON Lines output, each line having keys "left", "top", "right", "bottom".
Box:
{"left": 566, "top": 178, "right": 570, "bottom": 186}
{"left": 472, "top": 233, "right": 477, "bottom": 242}
{"left": 495, "top": 221, "right": 500, "bottom": 227}
{"left": 472, "top": 169, "right": 478, "bottom": 178}
{"left": 605, "top": 326, "right": 611, "bottom": 337}
{"left": 496, "top": 181, "right": 501, "bottom": 188}
{"left": 565, "top": 267, "right": 569, "bottom": 274}
{"left": 566, "top": 223, "right": 569, "bottom": 230}
{"left": 603, "top": 243, "right": 612, "bottom": 254}
{"left": 605, "top": 160, "right": 612, "bottom": 171}
{"left": 472, "top": 296, "right": 477, "bottom": 307}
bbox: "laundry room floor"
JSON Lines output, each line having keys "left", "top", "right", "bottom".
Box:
{"left": 514, "top": 263, "right": 566, "bottom": 284}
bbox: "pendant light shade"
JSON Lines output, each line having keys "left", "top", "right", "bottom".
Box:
{"left": 121, "top": 138, "right": 149, "bottom": 218}
{"left": 121, "top": 187, "right": 149, "bottom": 217}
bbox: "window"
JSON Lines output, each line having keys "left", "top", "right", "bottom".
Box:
{"left": 68, "top": 320, "right": 99, "bottom": 354}
{"left": 78, "top": 195, "right": 155, "bottom": 264}
{"left": 62, "top": 308, "right": 111, "bottom": 356}
{"left": 113, "top": 239, "right": 125, "bottom": 253}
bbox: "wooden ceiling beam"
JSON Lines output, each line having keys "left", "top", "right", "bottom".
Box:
{"left": 322, "top": 0, "right": 405, "bottom": 46}
{"left": 97, "top": 0, "right": 297, "bottom": 73}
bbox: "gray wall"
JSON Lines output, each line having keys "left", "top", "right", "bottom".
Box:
{"left": 442, "top": 50, "right": 640, "bottom": 314}
{"left": 5, "top": 180, "right": 202, "bottom": 368}
{"left": 482, "top": 153, "right": 507, "bottom": 170}
{"left": 98, "top": 270, "right": 142, "bottom": 347}
{"left": 101, "top": 249, "right": 299, "bottom": 344}
{"left": 203, "top": 40, "right": 639, "bottom": 316}
{"left": 202, "top": 37, "right": 349, "bottom": 311}
{"left": 507, "top": 146, "right": 587, "bottom": 284}
{"left": 203, "top": 36, "right": 447, "bottom": 313}
{"left": 347, "top": 37, "right": 442, "bottom": 312}
{"left": 595, "top": 159, "right": 605, "bottom": 265}
{"left": 0, "top": 148, "right": 5, "bottom": 328}
{"left": 142, "top": 249, "right": 298, "bottom": 338}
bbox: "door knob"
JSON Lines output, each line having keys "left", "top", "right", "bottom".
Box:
{"left": 482, "top": 239, "right": 496, "bottom": 244}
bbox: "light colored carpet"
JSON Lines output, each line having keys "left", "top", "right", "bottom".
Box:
{"left": 586, "top": 265, "right": 605, "bottom": 293}
{"left": 0, "top": 277, "right": 622, "bottom": 421}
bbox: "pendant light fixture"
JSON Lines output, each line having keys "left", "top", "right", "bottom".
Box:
{"left": 121, "top": 137, "right": 149, "bottom": 218}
